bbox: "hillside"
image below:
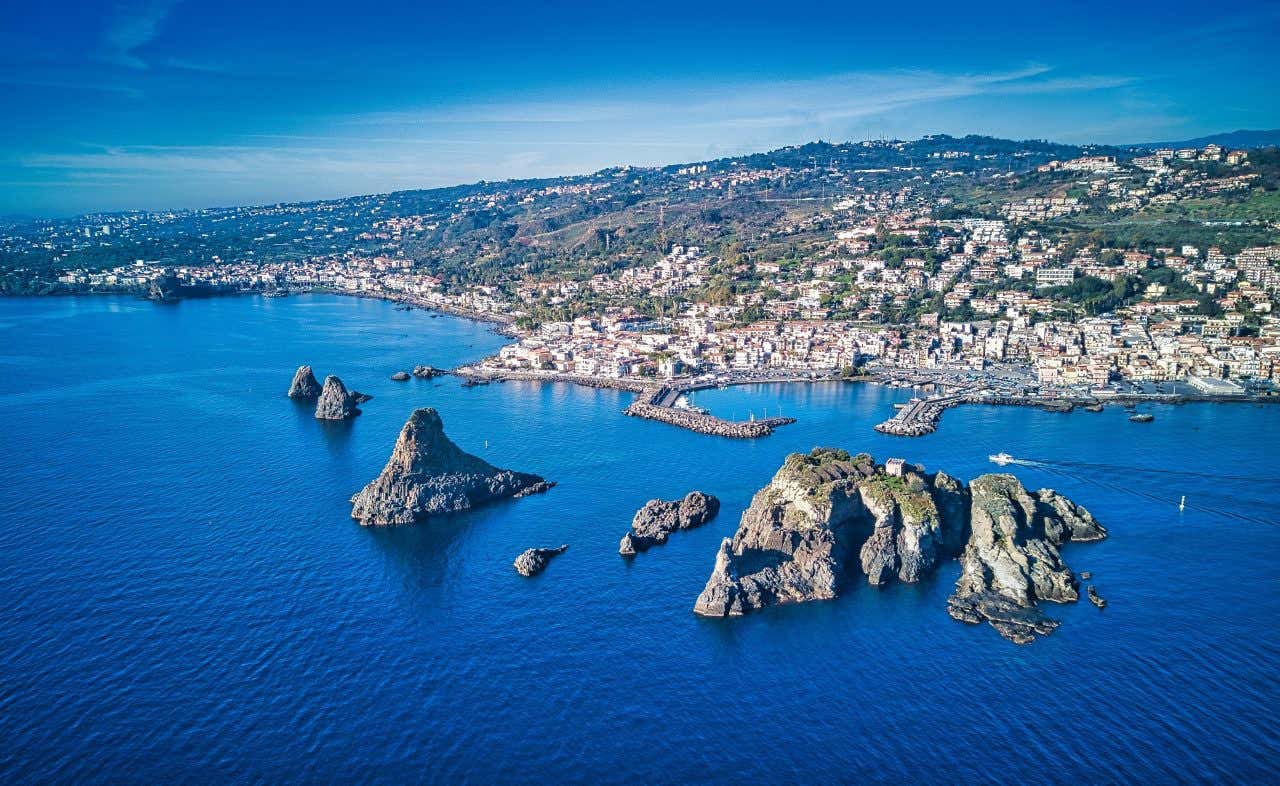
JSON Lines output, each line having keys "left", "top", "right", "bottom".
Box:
{"left": 2, "top": 133, "right": 1277, "bottom": 299}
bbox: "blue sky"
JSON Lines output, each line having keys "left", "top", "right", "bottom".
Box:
{"left": 2, "top": 0, "right": 1278, "bottom": 216}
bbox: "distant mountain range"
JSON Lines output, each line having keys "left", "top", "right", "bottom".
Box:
{"left": 5, "top": 129, "right": 1278, "bottom": 229}
{"left": 1132, "top": 129, "right": 1280, "bottom": 150}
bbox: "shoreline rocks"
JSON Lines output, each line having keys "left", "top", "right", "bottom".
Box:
{"left": 315, "top": 375, "right": 360, "bottom": 420}
{"left": 350, "top": 407, "right": 553, "bottom": 526}
{"left": 288, "top": 365, "right": 322, "bottom": 399}
{"left": 514, "top": 545, "right": 568, "bottom": 576}
{"left": 412, "top": 365, "right": 446, "bottom": 379}
{"left": 692, "top": 448, "right": 1105, "bottom": 644}
{"left": 619, "top": 492, "right": 720, "bottom": 556}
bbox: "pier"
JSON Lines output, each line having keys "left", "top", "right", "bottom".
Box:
{"left": 874, "top": 392, "right": 969, "bottom": 436}
{"left": 623, "top": 385, "right": 796, "bottom": 438}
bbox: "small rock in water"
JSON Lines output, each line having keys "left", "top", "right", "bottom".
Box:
{"left": 513, "top": 545, "right": 568, "bottom": 577}
{"left": 287, "top": 365, "right": 322, "bottom": 399}
{"left": 315, "top": 375, "right": 360, "bottom": 420}
{"left": 1087, "top": 585, "right": 1107, "bottom": 608}
{"left": 619, "top": 491, "right": 720, "bottom": 556}
{"left": 351, "top": 391, "right": 373, "bottom": 404}
{"left": 1081, "top": 571, "right": 1092, "bottom": 580}
{"left": 390, "top": 371, "right": 410, "bottom": 381}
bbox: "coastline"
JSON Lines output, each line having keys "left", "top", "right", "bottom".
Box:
{"left": 451, "top": 366, "right": 804, "bottom": 438}
{"left": 27, "top": 290, "right": 1279, "bottom": 438}
{"left": 325, "top": 290, "right": 521, "bottom": 338}
{"left": 875, "top": 386, "right": 1280, "bottom": 437}
{"left": 13, "top": 285, "right": 524, "bottom": 338}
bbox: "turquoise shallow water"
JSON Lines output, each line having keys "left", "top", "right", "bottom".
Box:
{"left": 1, "top": 294, "right": 1278, "bottom": 783}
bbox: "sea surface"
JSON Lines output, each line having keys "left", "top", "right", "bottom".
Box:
{"left": 1, "top": 294, "right": 1278, "bottom": 784}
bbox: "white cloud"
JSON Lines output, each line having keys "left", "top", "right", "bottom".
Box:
{"left": 348, "top": 65, "right": 1132, "bottom": 133}
{"left": 101, "top": 0, "right": 181, "bottom": 69}
{"left": 10, "top": 63, "right": 1147, "bottom": 212}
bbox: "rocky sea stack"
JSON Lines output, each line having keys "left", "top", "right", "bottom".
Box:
{"left": 513, "top": 545, "right": 568, "bottom": 577}
{"left": 287, "top": 365, "right": 322, "bottom": 399}
{"left": 945, "top": 474, "right": 1106, "bottom": 643}
{"left": 350, "top": 407, "right": 553, "bottom": 526}
{"left": 314, "top": 375, "right": 360, "bottom": 420}
{"left": 619, "top": 492, "right": 720, "bottom": 555}
{"left": 693, "top": 448, "right": 1105, "bottom": 644}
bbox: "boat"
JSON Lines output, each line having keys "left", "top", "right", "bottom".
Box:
{"left": 1129, "top": 413, "right": 1154, "bottom": 423}
{"left": 989, "top": 452, "right": 1015, "bottom": 465}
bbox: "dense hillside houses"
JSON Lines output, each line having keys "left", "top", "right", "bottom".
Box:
{"left": 7, "top": 136, "right": 1280, "bottom": 392}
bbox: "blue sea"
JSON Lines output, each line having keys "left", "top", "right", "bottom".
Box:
{"left": 1, "top": 294, "right": 1278, "bottom": 784}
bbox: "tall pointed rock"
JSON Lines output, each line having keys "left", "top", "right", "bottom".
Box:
{"left": 287, "top": 365, "right": 322, "bottom": 399}
{"left": 350, "top": 408, "right": 553, "bottom": 525}
{"left": 314, "top": 375, "right": 359, "bottom": 420}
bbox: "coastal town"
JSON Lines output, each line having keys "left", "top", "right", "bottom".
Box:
{"left": 6, "top": 136, "right": 1280, "bottom": 434}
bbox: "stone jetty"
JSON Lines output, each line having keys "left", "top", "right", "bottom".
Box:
{"left": 875, "top": 390, "right": 1093, "bottom": 436}
{"left": 624, "top": 385, "right": 794, "bottom": 438}
{"left": 874, "top": 393, "right": 966, "bottom": 436}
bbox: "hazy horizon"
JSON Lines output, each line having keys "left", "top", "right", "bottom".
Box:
{"left": 10, "top": 126, "right": 1280, "bottom": 222}
{"left": 3, "top": 0, "right": 1278, "bottom": 216}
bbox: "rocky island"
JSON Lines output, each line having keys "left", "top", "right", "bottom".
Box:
{"left": 619, "top": 492, "right": 720, "bottom": 556}
{"left": 350, "top": 407, "right": 554, "bottom": 526}
{"left": 287, "top": 365, "right": 322, "bottom": 399}
{"left": 693, "top": 448, "right": 1106, "bottom": 644}
{"left": 314, "top": 375, "right": 360, "bottom": 420}
{"left": 945, "top": 475, "right": 1107, "bottom": 643}
{"left": 513, "top": 545, "right": 568, "bottom": 577}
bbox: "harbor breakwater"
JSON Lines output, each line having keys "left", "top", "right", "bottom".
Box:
{"left": 453, "top": 369, "right": 803, "bottom": 438}
{"left": 875, "top": 388, "right": 1279, "bottom": 436}
{"left": 623, "top": 385, "right": 796, "bottom": 438}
